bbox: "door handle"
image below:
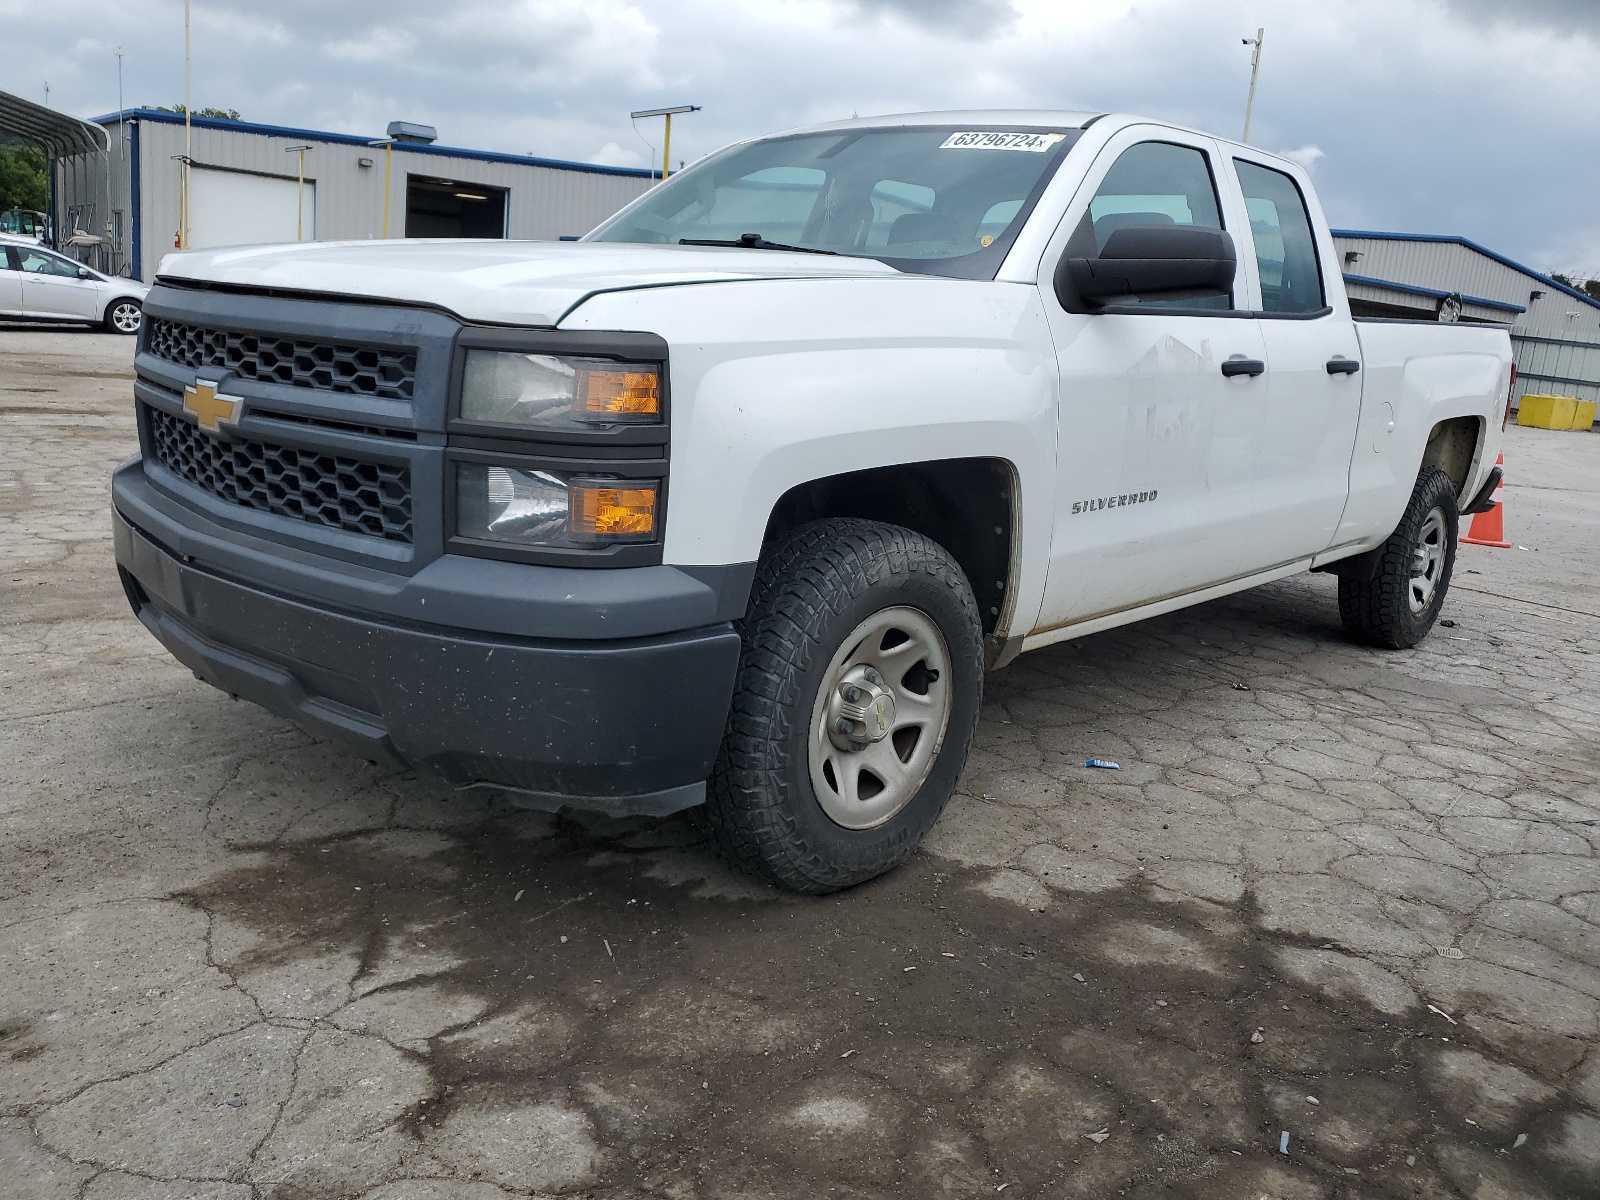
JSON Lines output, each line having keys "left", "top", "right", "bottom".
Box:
{"left": 1221, "top": 359, "right": 1266, "bottom": 378}
{"left": 1326, "top": 358, "right": 1361, "bottom": 375}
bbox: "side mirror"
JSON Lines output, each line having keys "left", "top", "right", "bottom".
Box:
{"left": 1061, "top": 225, "right": 1237, "bottom": 306}
{"left": 77, "top": 267, "right": 94, "bottom": 280}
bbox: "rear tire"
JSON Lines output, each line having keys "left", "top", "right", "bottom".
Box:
{"left": 704, "top": 519, "right": 984, "bottom": 893}
{"left": 104, "top": 298, "right": 142, "bottom": 335}
{"left": 1338, "top": 466, "right": 1458, "bottom": 649}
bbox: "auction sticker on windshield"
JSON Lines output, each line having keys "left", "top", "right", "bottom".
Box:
{"left": 939, "top": 131, "right": 1067, "bottom": 152}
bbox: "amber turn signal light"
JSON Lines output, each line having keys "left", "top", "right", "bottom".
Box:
{"left": 575, "top": 364, "right": 660, "bottom": 420}
{"left": 569, "top": 480, "right": 658, "bottom": 540}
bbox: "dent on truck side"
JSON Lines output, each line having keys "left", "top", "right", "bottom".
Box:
{"left": 560, "top": 276, "right": 1061, "bottom": 643}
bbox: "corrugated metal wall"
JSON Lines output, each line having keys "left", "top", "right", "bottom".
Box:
{"left": 1511, "top": 333, "right": 1600, "bottom": 405}
{"left": 49, "top": 144, "right": 133, "bottom": 277}
{"left": 58, "top": 114, "right": 654, "bottom": 283}
{"left": 1334, "top": 234, "right": 1600, "bottom": 340}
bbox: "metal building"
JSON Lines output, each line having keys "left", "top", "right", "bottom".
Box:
{"left": 1334, "top": 229, "right": 1600, "bottom": 409}
{"left": 54, "top": 108, "right": 656, "bottom": 283}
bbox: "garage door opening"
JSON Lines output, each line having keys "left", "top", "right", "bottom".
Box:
{"left": 404, "top": 177, "right": 507, "bottom": 238}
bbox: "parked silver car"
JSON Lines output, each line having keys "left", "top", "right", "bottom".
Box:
{"left": 0, "top": 237, "right": 149, "bottom": 334}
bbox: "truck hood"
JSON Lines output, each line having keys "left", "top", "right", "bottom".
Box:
{"left": 155, "top": 239, "right": 902, "bottom": 327}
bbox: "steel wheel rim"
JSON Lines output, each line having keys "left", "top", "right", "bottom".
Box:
{"left": 807, "top": 606, "right": 953, "bottom": 831}
{"left": 112, "top": 303, "right": 141, "bottom": 333}
{"left": 1409, "top": 506, "right": 1447, "bottom": 613}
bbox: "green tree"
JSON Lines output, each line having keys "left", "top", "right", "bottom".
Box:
{"left": 0, "top": 144, "right": 49, "bottom": 212}
{"left": 153, "top": 104, "right": 242, "bottom": 120}
{"left": 1551, "top": 272, "right": 1600, "bottom": 301}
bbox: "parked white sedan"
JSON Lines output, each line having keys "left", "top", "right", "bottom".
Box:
{"left": 0, "top": 237, "right": 149, "bottom": 334}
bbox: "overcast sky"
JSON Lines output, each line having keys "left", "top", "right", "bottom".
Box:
{"left": 6, "top": 0, "right": 1598, "bottom": 275}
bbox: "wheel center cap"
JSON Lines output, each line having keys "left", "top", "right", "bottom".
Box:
{"left": 829, "top": 668, "right": 896, "bottom": 747}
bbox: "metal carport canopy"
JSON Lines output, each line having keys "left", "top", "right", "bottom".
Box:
{"left": 0, "top": 87, "right": 107, "bottom": 155}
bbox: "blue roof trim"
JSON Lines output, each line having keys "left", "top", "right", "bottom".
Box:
{"left": 1332, "top": 228, "right": 1600, "bottom": 313}
{"left": 1343, "top": 273, "right": 1526, "bottom": 314}
{"left": 89, "top": 107, "right": 656, "bottom": 180}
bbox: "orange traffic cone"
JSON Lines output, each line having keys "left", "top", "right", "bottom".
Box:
{"left": 1461, "top": 453, "right": 1511, "bottom": 548}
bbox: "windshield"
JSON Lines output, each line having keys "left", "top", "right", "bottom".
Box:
{"left": 589, "top": 125, "right": 1083, "bottom": 279}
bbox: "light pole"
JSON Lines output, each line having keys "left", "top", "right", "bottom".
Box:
{"left": 1241, "top": 27, "right": 1266, "bottom": 144}
{"left": 115, "top": 47, "right": 125, "bottom": 273}
{"left": 630, "top": 105, "right": 701, "bottom": 180}
{"left": 286, "top": 145, "right": 313, "bottom": 240}
{"left": 181, "top": 0, "right": 192, "bottom": 248}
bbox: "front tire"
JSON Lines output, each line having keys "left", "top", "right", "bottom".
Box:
{"left": 705, "top": 519, "right": 985, "bottom": 893}
{"left": 1338, "top": 466, "right": 1459, "bottom": 649}
{"left": 104, "top": 298, "right": 142, "bottom": 335}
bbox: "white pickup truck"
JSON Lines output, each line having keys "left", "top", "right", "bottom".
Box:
{"left": 112, "top": 110, "right": 1512, "bottom": 892}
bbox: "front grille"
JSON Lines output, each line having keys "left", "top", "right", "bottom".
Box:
{"left": 146, "top": 318, "right": 417, "bottom": 401}
{"left": 147, "top": 406, "right": 413, "bottom": 543}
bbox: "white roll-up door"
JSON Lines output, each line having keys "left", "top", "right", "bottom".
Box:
{"left": 188, "top": 167, "right": 315, "bottom": 249}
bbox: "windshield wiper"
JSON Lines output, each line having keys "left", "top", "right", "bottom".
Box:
{"left": 678, "top": 233, "right": 837, "bottom": 256}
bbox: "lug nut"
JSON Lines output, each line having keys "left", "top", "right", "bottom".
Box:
{"left": 835, "top": 718, "right": 854, "bottom": 735}
{"left": 863, "top": 668, "right": 881, "bottom": 685}
{"left": 842, "top": 684, "right": 862, "bottom": 703}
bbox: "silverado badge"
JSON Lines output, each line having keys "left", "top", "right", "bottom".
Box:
{"left": 183, "top": 380, "right": 241, "bottom": 433}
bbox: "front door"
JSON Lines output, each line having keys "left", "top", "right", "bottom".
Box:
{"left": 1034, "top": 132, "right": 1267, "bottom": 634}
{"left": 1232, "top": 156, "right": 1363, "bottom": 565}
{"left": 17, "top": 248, "right": 101, "bottom": 320}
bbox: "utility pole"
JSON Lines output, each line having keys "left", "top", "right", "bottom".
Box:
{"left": 630, "top": 106, "right": 701, "bottom": 181}
{"left": 1241, "top": 27, "right": 1265, "bottom": 144}
{"left": 286, "top": 145, "right": 313, "bottom": 240}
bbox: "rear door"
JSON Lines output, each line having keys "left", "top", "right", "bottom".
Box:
{"left": 1033, "top": 128, "right": 1267, "bottom": 633}
{"left": 1231, "top": 154, "right": 1364, "bottom": 564}
{"left": 17, "top": 248, "right": 101, "bottom": 320}
{"left": 0, "top": 247, "right": 22, "bottom": 315}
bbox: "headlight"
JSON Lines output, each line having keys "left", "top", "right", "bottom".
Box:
{"left": 460, "top": 350, "right": 660, "bottom": 430}
{"left": 456, "top": 464, "right": 657, "bottom": 548}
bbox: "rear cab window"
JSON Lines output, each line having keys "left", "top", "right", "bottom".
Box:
{"left": 1233, "top": 159, "right": 1327, "bottom": 314}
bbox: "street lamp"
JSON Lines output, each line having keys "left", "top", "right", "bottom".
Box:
{"left": 630, "top": 105, "right": 701, "bottom": 180}
{"left": 285, "top": 145, "right": 313, "bottom": 241}
{"left": 1241, "top": 28, "right": 1266, "bottom": 144}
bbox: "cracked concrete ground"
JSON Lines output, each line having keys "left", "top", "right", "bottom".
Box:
{"left": 2, "top": 327, "right": 1597, "bottom": 1199}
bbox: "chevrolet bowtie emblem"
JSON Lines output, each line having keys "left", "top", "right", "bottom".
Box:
{"left": 183, "top": 380, "right": 241, "bottom": 433}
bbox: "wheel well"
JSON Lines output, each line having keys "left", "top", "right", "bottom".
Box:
{"left": 1422, "top": 417, "right": 1482, "bottom": 500}
{"left": 762, "top": 459, "right": 1017, "bottom": 637}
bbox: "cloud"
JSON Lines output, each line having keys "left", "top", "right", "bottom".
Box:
{"left": 1278, "top": 144, "right": 1326, "bottom": 174}
{"left": 1443, "top": 0, "right": 1600, "bottom": 35}
{"left": 588, "top": 141, "right": 647, "bottom": 169}
{"left": 846, "top": 0, "right": 1018, "bottom": 34}
{"left": 7, "top": 0, "right": 1600, "bottom": 271}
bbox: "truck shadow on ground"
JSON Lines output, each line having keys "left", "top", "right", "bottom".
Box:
{"left": 170, "top": 797, "right": 1592, "bottom": 1200}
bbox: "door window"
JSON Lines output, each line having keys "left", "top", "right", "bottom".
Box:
{"left": 1081, "top": 141, "right": 1230, "bottom": 309}
{"left": 2, "top": 247, "right": 21, "bottom": 271}
{"left": 18, "top": 250, "right": 82, "bottom": 278}
{"left": 1234, "top": 160, "right": 1325, "bottom": 314}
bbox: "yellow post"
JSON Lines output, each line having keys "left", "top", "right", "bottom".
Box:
{"left": 631, "top": 106, "right": 698, "bottom": 183}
